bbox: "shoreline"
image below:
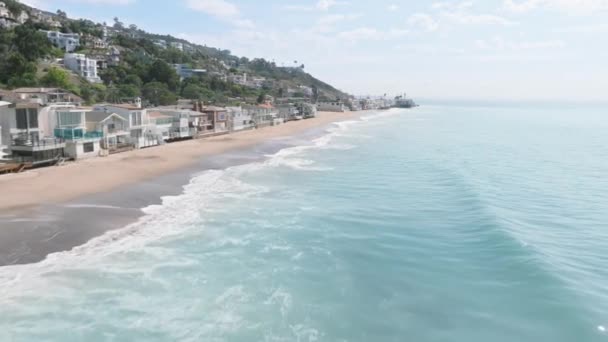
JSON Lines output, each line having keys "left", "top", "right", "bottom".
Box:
{"left": 0, "top": 111, "right": 361, "bottom": 212}
{"left": 0, "top": 111, "right": 366, "bottom": 266}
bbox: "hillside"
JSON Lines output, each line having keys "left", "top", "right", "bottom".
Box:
{"left": 0, "top": 1, "right": 350, "bottom": 106}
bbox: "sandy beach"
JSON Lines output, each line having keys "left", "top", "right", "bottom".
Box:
{"left": 0, "top": 111, "right": 362, "bottom": 265}
{"left": 0, "top": 111, "right": 358, "bottom": 212}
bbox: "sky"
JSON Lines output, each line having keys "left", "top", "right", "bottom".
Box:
{"left": 22, "top": 0, "right": 608, "bottom": 101}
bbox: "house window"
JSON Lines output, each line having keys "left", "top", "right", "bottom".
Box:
{"left": 131, "top": 112, "right": 142, "bottom": 126}
{"left": 83, "top": 142, "right": 95, "bottom": 153}
{"left": 58, "top": 111, "right": 82, "bottom": 127}
{"left": 16, "top": 109, "right": 28, "bottom": 129}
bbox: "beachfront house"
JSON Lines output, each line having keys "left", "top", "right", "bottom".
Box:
{"left": 227, "top": 106, "right": 254, "bottom": 132}
{"left": 63, "top": 53, "right": 102, "bottom": 83}
{"left": 277, "top": 103, "right": 301, "bottom": 121}
{"left": 243, "top": 105, "right": 279, "bottom": 129}
{"left": 150, "top": 108, "right": 195, "bottom": 140}
{"left": 0, "top": 101, "right": 11, "bottom": 159}
{"left": 147, "top": 111, "right": 175, "bottom": 142}
{"left": 317, "top": 101, "right": 347, "bottom": 112}
{"left": 0, "top": 101, "right": 66, "bottom": 165}
{"left": 93, "top": 100, "right": 161, "bottom": 148}
{"left": 53, "top": 107, "right": 104, "bottom": 160}
{"left": 42, "top": 30, "right": 80, "bottom": 52}
{"left": 298, "top": 102, "right": 317, "bottom": 119}
{"left": 202, "top": 106, "right": 230, "bottom": 134}
{"left": 85, "top": 110, "right": 132, "bottom": 153}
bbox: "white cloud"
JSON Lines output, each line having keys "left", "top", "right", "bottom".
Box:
{"left": 475, "top": 36, "right": 566, "bottom": 51}
{"left": 185, "top": 0, "right": 238, "bottom": 18}
{"left": 388, "top": 4, "right": 399, "bottom": 11}
{"left": 408, "top": 1, "right": 516, "bottom": 33}
{"left": 503, "top": 0, "right": 608, "bottom": 14}
{"left": 284, "top": 0, "right": 349, "bottom": 12}
{"left": 337, "top": 27, "right": 409, "bottom": 42}
{"left": 407, "top": 13, "right": 440, "bottom": 32}
{"left": 185, "top": 0, "right": 254, "bottom": 28}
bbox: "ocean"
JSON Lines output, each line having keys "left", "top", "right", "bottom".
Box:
{"left": 1, "top": 103, "right": 608, "bottom": 341}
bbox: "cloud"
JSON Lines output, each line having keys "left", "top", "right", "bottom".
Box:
{"left": 407, "top": 13, "right": 439, "bottom": 32}
{"left": 185, "top": 0, "right": 254, "bottom": 28}
{"left": 336, "top": 27, "right": 409, "bottom": 42}
{"left": 408, "top": 1, "right": 516, "bottom": 33}
{"left": 475, "top": 36, "right": 566, "bottom": 51}
{"left": 388, "top": 4, "right": 399, "bottom": 11}
{"left": 284, "top": 0, "right": 349, "bottom": 12}
{"left": 503, "top": 0, "right": 608, "bottom": 14}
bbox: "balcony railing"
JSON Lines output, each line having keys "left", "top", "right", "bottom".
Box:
{"left": 54, "top": 128, "right": 103, "bottom": 140}
{"left": 11, "top": 136, "right": 65, "bottom": 148}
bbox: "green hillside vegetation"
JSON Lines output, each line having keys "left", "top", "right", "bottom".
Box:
{"left": 0, "top": 3, "right": 350, "bottom": 106}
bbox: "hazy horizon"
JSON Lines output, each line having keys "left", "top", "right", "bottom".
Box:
{"left": 23, "top": 0, "right": 608, "bottom": 101}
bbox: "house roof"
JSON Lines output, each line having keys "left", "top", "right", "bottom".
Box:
{"left": 148, "top": 111, "right": 172, "bottom": 119}
{"left": 98, "top": 103, "right": 142, "bottom": 110}
{"left": 12, "top": 87, "right": 62, "bottom": 94}
{"left": 202, "top": 106, "right": 227, "bottom": 112}
{"left": 85, "top": 111, "right": 127, "bottom": 124}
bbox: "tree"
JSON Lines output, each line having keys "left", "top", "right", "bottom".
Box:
{"left": 129, "top": 24, "right": 138, "bottom": 31}
{"left": 113, "top": 17, "right": 124, "bottom": 30}
{"left": 56, "top": 10, "right": 68, "bottom": 19}
{"left": 181, "top": 84, "right": 203, "bottom": 100}
{"left": 278, "top": 87, "right": 284, "bottom": 98}
{"left": 13, "top": 25, "right": 53, "bottom": 61}
{"left": 41, "top": 67, "right": 71, "bottom": 89}
{"left": 312, "top": 85, "right": 319, "bottom": 103}
{"left": 257, "top": 93, "right": 265, "bottom": 104}
{"left": 145, "top": 59, "right": 179, "bottom": 91}
{"left": 142, "top": 82, "right": 176, "bottom": 106}
{"left": 118, "top": 84, "right": 141, "bottom": 98}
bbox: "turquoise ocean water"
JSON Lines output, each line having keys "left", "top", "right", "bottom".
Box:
{"left": 2, "top": 104, "right": 608, "bottom": 341}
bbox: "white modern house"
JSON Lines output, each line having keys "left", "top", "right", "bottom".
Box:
{"left": 42, "top": 30, "right": 80, "bottom": 52}
{"left": 53, "top": 107, "right": 104, "bottom": 160}
{"left": 93, "top": 100, "right": 161, "bottom": 148}
{"left": 0, "top": 101, "right": 66, "bottom": 165}
{"left": 173, "top": 64, "right": 207, "bottom": 80}
{"left": 85, "top": 110, "right": 131, "bottom": 153}
{"left": 227, "top": 106, "right": 254, "bottom": 131}
{"left": 64, "top": 53, "right": 102, "bottom": 83}
{"left": 149, "top": 109, "right": 194, "bottom": 140}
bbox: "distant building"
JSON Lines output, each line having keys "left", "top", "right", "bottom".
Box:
{"left": 153, "top": 39, "right": 167, "bottom": 49}
{"left": 317, "top": 101, "right": 347, "bottom": 112}
{"left": 83, "top": 35, "right": 108, "bottom": 49}
{"left": 42, "top": 30, "right": 80, "bottom": 52}
{"left": 0, "top": 2, "right": 9, "bottom": 18}
{"left": 173, "top": 64, "right": 207, "bottom": 80}
{"left": 170, "top": 42, "right": 184, "bottom": 51}
{"left": 64, "top": 53, "right": 102, "bottom": 83}
{"left": 8, "top": 88, "right": 83, "bottom": 106}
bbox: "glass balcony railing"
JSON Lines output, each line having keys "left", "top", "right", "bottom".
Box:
{"left": 54, "top": 128, "right": 103, "bottom": 140}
